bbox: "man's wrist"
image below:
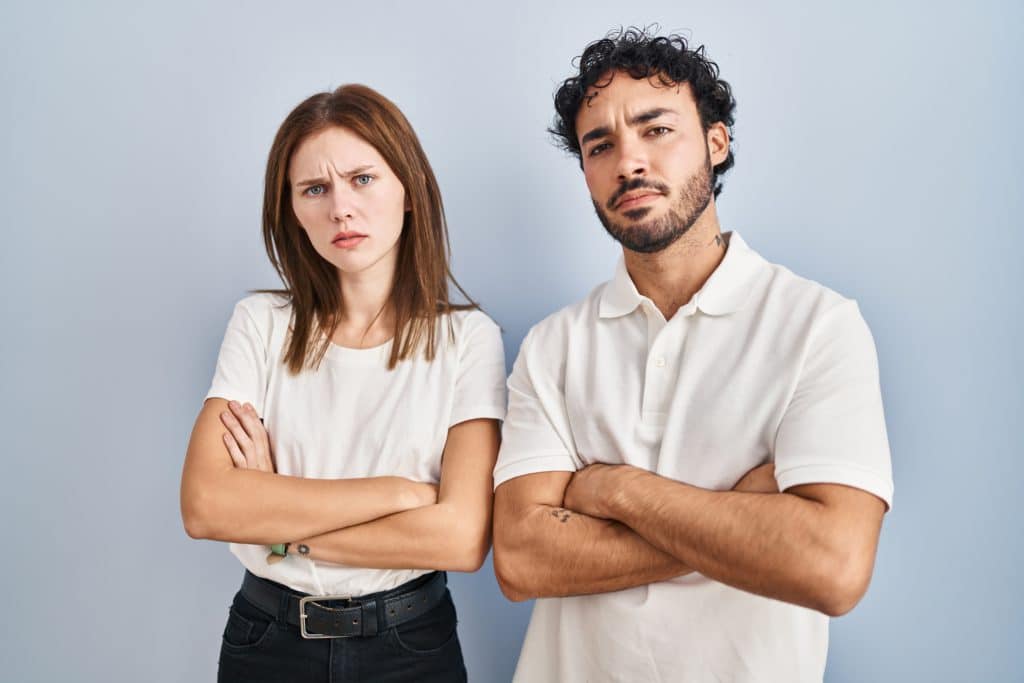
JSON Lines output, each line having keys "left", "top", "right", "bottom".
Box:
{"left": 603, "top": 465, "right": 649, "bottom": 519}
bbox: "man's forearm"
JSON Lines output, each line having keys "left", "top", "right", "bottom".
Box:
{"left": 182, "top": 471, "right": 427, "bottom": 544}
{"left": 493, "top": 503, "right": 691, "bottom": 602}
{"left": 605, "top": 469, "right": 883, "bottom": 616}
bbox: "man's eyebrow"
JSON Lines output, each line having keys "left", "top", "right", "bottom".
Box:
{"left": 579, "top": 109, "right": 677, "bottom": 146}
{"left": 580, "top": 126, "right": 612, "bottom": 146}
{"left": 629, "top": 108, "right": 674, "bottom": 125}
{"left": 294, "top": 165, "right": 376, "bottom": 188}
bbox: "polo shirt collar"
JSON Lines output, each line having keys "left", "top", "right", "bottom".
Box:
{"left": 598, "top": 231, "right": 765, "bottom": 319}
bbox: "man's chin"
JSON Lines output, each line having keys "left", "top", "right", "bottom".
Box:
{"left": 621, "top": 206, "right": 654, "bottom": 221}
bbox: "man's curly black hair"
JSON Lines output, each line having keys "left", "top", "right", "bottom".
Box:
{"left": 551, "top": 27, "right": 737, "bottom": 198}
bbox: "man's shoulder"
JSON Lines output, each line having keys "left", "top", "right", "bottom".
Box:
{"left": 756, "top": 256, "right": 853, "bottom": 321}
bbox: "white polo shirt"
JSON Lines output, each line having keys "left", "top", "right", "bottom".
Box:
{"left": 495, "top": 232, "right": 893, "bottom": 683}
{"left": 206, "top": 293, "right": 507, "bottom": 597}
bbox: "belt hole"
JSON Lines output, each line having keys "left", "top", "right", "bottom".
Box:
{"left": 389, "top": 609, "right": 395, "bottom": 615}
{"left": 352, "top": 619, "right": 358, "bottom": 624}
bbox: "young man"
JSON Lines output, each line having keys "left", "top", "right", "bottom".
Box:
{"left": 492, "top": 28, "right": 894, "bottom": 682}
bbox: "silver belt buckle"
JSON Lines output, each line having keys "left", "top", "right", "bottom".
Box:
{"left": 299, "top": 594, "right": 352, "bottom": 639}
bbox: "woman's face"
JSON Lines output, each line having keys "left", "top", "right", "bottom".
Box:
{"left": 289, "top": 126, "right": 408, "bottom": 279}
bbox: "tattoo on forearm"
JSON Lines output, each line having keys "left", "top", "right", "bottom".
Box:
{"left": 550, "top": 508, "right": 572, "bottom": 523}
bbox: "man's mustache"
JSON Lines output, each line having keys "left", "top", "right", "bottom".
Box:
{"left": 606, "top": 178, "right": 671, "bottom": 210}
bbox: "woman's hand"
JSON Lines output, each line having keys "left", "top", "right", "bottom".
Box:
{"left": 220, "top": 401, "right": 276, "bottom": 473}
{"left": 408, "top": 481, "right": 440, "bottom": 509}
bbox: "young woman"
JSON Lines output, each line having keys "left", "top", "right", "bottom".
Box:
{"left": 181, "top": 84, "right": 506, "bottom": 682}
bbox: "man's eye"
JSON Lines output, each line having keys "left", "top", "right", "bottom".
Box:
{"left": 648, "top": 126, "right": 671, "bottom": 136}
{"left": 304, "top": 185, "right": 326, "bottom": 197}
{"left": 588, "top": 143, "right": 611, "bottom": 157}
{"left": 354, "top": 174, "right": 374, "bottom": 186}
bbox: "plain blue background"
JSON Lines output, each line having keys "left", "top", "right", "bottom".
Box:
{"left": 2, "top": 1, "right": 1021, "bottom": 681}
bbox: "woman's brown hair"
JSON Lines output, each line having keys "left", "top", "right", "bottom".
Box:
{"left": 262, "top": 84, "right": 476, "bottom": 372}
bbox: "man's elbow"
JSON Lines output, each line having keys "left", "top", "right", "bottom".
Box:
{"left": 492, "top": 544, "right": 536, "bottom": 602}
{"left": 815, "top": 556, "right": 874, "bottom": 617}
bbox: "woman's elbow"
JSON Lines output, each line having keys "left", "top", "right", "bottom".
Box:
{"left": 446, "top": 523, "right": 491, "bottom": 573}
{"left": 180, "top": 485, "right": 220, "bottom": 540}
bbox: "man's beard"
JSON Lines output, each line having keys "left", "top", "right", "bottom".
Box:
{"left": 593, "top": 154, "right": 714, "bottom": 254}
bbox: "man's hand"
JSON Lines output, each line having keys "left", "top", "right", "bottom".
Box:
{"left": 732, "top": 462, "right": 778, "bottom": 493}
{"left": 220, "top": 401, "right": 276, "bottom": 473}
{"left": 563, "top": 463, "right": 643, "bottom": 519}
{"left": 564, "top": 461, "right": 780, "bottom": 519}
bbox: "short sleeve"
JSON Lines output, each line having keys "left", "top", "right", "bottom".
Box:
{"left": 493, "top": 324, "right": 580, "bottom": 489}
{"left": 448, "top": 312, "right": 508, "bottom": 428}
{"left": 773, "top": 301, "right": 894, "bottom": 509}
{"left": 205, "top": 298, "right": 271, "bottom": 416}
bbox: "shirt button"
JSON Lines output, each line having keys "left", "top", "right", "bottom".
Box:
{"left": 654, "top": 357, "right": 666, "bottom": 368}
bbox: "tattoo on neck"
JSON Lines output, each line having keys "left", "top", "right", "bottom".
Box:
{"left": 713, "top": 234, "right": 725, "bottom": 249}
{"left": 550, "top": 508, "right": 572, "bottom": 523}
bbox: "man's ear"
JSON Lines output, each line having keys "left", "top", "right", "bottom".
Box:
{"left": 706, "top": 121, "right": 730, "bottom": 167}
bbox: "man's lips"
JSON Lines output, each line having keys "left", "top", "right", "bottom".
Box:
{"left": 616, "top": 191, "right": 662, "bottom": 210}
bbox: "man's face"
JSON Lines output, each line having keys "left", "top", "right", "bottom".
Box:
{"left": 576, "top": 71, "right": 727, "bottom": 253}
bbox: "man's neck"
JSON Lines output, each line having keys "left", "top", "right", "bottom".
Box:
{"left": 623, "top": 206, "right": 727, "bottom": 321}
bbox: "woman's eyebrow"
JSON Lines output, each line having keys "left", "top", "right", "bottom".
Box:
{"left": 294, "top": 165, "right": 377, "bottom": 188}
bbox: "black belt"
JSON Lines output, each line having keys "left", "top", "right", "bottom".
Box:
{"left": 240, "top": 570, "right": 447, "bottom": 639}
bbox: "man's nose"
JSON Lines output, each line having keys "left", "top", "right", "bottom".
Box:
{"left": 615, "top": 138, "right": 649, "bottom": 181}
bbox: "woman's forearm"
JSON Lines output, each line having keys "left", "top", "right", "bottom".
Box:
{"left": 295, "top": 501, "right": 491, "bottom": 573}
{"left": 182, "top": 398, "right": 436, "bottom": 544}
{"left": 182, "top": 470, "right": 434, "bottom": 544}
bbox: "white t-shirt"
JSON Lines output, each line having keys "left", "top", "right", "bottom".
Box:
{"left": 206, "top": 293, "right": 507, "bottom": 596}
{"left": 495, "top": 232, "right": 893, "bottom": 683}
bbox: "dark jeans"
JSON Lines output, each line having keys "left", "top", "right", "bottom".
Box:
{"left": 217, "top": 572, "right": 467, "bottom": 683}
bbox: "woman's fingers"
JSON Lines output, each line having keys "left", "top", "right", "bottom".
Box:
{"left": 220, "top": 400, "right": 275, "bottom": 472}
{"left": 220, "top": 408, "right": 254, "bottom": 460}
{"left": 223, "top": 432, "right": 247, "bottom": 468}
{"left": 229, "top": 401, "right": 275, "bottom": 472}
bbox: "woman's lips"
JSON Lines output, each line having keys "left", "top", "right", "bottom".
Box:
{"left": 332, "top": 233, "right": 367, "bottom": 249}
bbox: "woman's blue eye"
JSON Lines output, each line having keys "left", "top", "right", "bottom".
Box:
{"left": 305, "top": 184, "right": 326, "bottom": 196}
{"left": 354, "top": 174, "right": 373, "bottom": 186}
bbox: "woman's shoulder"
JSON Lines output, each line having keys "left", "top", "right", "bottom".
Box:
{"left": 233, "top": 291, "right": 290, "bottom": 314}
{"left": 442, "top": 307, "right": 501, "bottom": 336}
{"left": 437, "top": 308, "right": 504, "bottom": 362}
{"left": 228, "top": 291, "right": 292, "bottom": 334}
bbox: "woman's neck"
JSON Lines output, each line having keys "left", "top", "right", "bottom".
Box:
{"left": 332, "top": 261, "right": 396, "bottom": 349}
